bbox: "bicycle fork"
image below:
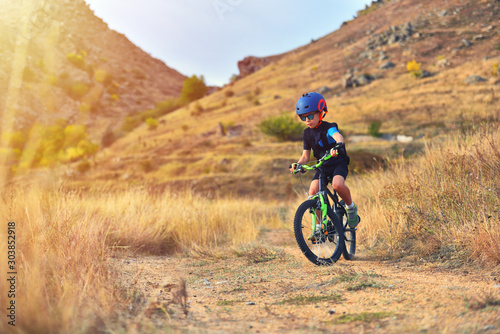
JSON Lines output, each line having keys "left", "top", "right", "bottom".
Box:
{"left": 311, "top": 192, "right": 329, "bottom": 234}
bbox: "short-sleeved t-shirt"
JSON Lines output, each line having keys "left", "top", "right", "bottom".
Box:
{"left": 303, "top": 121, "right": 348, "bottom": 165}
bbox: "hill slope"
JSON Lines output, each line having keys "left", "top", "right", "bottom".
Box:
{"left": 0, "top": 0, "right": 186, "bottom": 136}
{"left": 71, "top": 0, "right": 499, "bottom": 196}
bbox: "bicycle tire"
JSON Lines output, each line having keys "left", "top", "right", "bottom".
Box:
{"left": 293, "top": 199, "right": 344, "bottom": 265}
{"left": 337, "top": 205, "right": 356, "bottom": 260}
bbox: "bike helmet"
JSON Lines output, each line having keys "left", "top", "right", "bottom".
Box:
{"left": 296, "top": 92, "right": 328, "bottom": 125}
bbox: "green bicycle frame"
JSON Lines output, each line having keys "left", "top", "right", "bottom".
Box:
{"left": 293, "top": 154, "right": 333, "bottom": 234}
{"left": 309, "top": 192, "right": 328, "bottom": 234}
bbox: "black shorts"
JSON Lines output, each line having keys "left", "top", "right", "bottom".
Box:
{"left": 312, "top": 162, "right": 348, "bottom": 182}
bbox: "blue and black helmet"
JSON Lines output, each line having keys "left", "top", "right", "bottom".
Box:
{"left": 296, "top": 92, "right": 327, "bottom": 116}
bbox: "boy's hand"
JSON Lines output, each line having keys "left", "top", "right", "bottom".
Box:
{"left": 289, "top": 163, "right": 298, "bottom": 173}
{"left": 330, "top": 142, "right": 345, "bottom": 157}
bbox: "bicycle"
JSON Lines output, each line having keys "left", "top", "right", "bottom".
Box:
{"left": 290, "top": 152, "right": 357, "bottom": 265}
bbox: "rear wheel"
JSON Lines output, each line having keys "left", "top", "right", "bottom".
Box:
{"left": 293, "top": 199, "right": 344, "bottom": 265}
{"left": 338, "top": 202, "right": 356, "bottom": 260}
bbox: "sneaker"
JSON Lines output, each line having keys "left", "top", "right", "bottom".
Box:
{"left": 346, "top": 203, "right": 360, "bottom": 228}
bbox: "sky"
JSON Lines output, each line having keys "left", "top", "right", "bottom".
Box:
{"left": 85, "top": 0, "right": 373, "bottom": 86}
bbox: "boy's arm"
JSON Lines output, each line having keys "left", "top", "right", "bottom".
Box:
{"left": 330, "top": 132, "right": 345, "bottom": 157}
{"left": 332, "top": 132, "right": 344, "bottom": 144}
{"left": 290, "top": 150, "right": 311, "bottom": 172}
{"left": 297, "top": 150, "right": 311, "bottom": 164}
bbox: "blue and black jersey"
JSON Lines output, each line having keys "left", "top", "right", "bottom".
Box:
{"left": 303, "top": 121, "right": 349, "bottom": 165}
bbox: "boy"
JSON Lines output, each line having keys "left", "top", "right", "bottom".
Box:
{"left": 289, "top": 92, "right": 359, "bottom": 227}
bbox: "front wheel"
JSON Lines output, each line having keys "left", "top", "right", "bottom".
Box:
{"left": 293, "top": 199, "right": 344, "bottom": 265}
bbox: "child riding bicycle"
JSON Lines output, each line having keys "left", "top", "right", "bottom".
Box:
{"left": 289, "top": 92, "right": 360, "bottom": 228}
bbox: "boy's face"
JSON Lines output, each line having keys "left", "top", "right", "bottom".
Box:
{"left": 300, "top": 111, "right": 320, "bottom": 128}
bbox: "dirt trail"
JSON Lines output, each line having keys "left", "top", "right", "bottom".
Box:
{"left": 110, "top": 229, "right": 500, "bottom": 333}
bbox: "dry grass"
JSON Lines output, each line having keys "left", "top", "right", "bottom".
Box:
{"left": 0, "top": 184, "right": 286, "bottom": 333}
{"left": 352, "top": 124, "right": 500, "bottom": 265}
{"left": 0, "top": 187, "right": 115, "bottom": 333}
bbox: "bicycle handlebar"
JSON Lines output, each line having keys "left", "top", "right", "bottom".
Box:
{"left": 290, "top": 152, "right": 333, "bottom": 174}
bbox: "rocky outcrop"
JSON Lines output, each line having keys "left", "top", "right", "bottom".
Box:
{"left": 237, "top": 55, "right": 282, "bottom": 78}
{"left": 366, "top": 23, "right": 413, "bottom": 50}
{"left": 342, "top": 72, "right": 375, "bottom": 88}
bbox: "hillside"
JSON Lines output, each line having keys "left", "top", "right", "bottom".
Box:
{"left": 0, "top": 0, "right": 186, "bottom": 137}
{"left": 65, "top": 0, "right": 500, "bottom": 197}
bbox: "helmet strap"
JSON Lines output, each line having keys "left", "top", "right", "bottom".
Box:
{"left": 315, "top": 109, "right": 327, "bottom": 128}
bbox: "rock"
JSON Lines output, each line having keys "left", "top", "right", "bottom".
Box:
{"left": 328, "top": 309, "right": 336, "bottom": 315}
{"left": 366, "top": 22, "right": 413, "bottom": 49}
{"left": 381, "top": 134, "right": 396, "bottom": 141}
{"left": 483, "top": 25, "right": 495, "bottom": 32}
{"left": 420, "top": 70, "right": 432, "bottom": 78}
{"left": 483, "top": 325, "right": 495, "bottom": 331}
{"left": 465, "top": 75, "right": 487, "bottom": 84}
{"left": 473, "top": 34, "right": 485, "bottom": 41}
{"left": 438, "top": 10, "right": 448, "bottom": 17}
{"left": 226, "top": 124, "right": 243, "bottom": 137}
{"left": 388, "top": 34, "right": 399, "bottom": 44}
{"left": 342, "top": 74, "right": 354, "bottom": 88}
{"left": 237, "top": 55, "right": 281, "bottom": 78}
{"left": 380, "top": 61, "right": 395, "bottom": 69}
{"left": 354, "top": 74, "right": 374, "bottom": 86}
{"left": 462, "top": 39, "right": 472, "bottom": 47}
{"left": 317, "top": 86, "right": 332, "bottom": 95}
{"left": 397, "top": 135, "right": 413, "bottom": 143}
{"left": 436, "top": 58, "right": 451, "bottom": 67}
{"left": 246, "top": 302, "right": 256, "bottom": 305}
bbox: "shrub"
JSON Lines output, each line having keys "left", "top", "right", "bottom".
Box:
{"left": 145, "top": 117, "right": 158, "bottom": 130}
{"left": 66, "top": 52, "right": 86, "bottom": 69}
{"left": 140, "top": 160, "right": 154, "bottom": 172}
{"left": 368, "top": 120, "right": 382, "bottom": 137}
{"left": 156, "top": 98, "right": 183, "bottom": 116}
{"left": 94, "top": 69, "right": 112, "bottom": 84}
{"left": 76, "top": 160, "right": 91, "bottom": 173}
{"left": 181, "top": 75, "right": 208, "bottom": 103}
{"left": 225, "top": 89, "right": 235, "bottom": 97}
{"left": 1, "top": 131, "right": 27, "bottom": 150}
{"left": 493, "top": 63, "right": 498, "bottom": 77}
{"left": 76, "top": 139, "right": 99, "bottom": 157}
{"left": 64, "top": 124, "right": 87, "bottom": 147}
{"left": 407, "top": 59, "right": 422, "bottom": 78}
{"left": 258, "top": 112, "right": 304, "bottom": 142}
{"left": 122, "top": 116, "right": 142, "bottom": 132}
